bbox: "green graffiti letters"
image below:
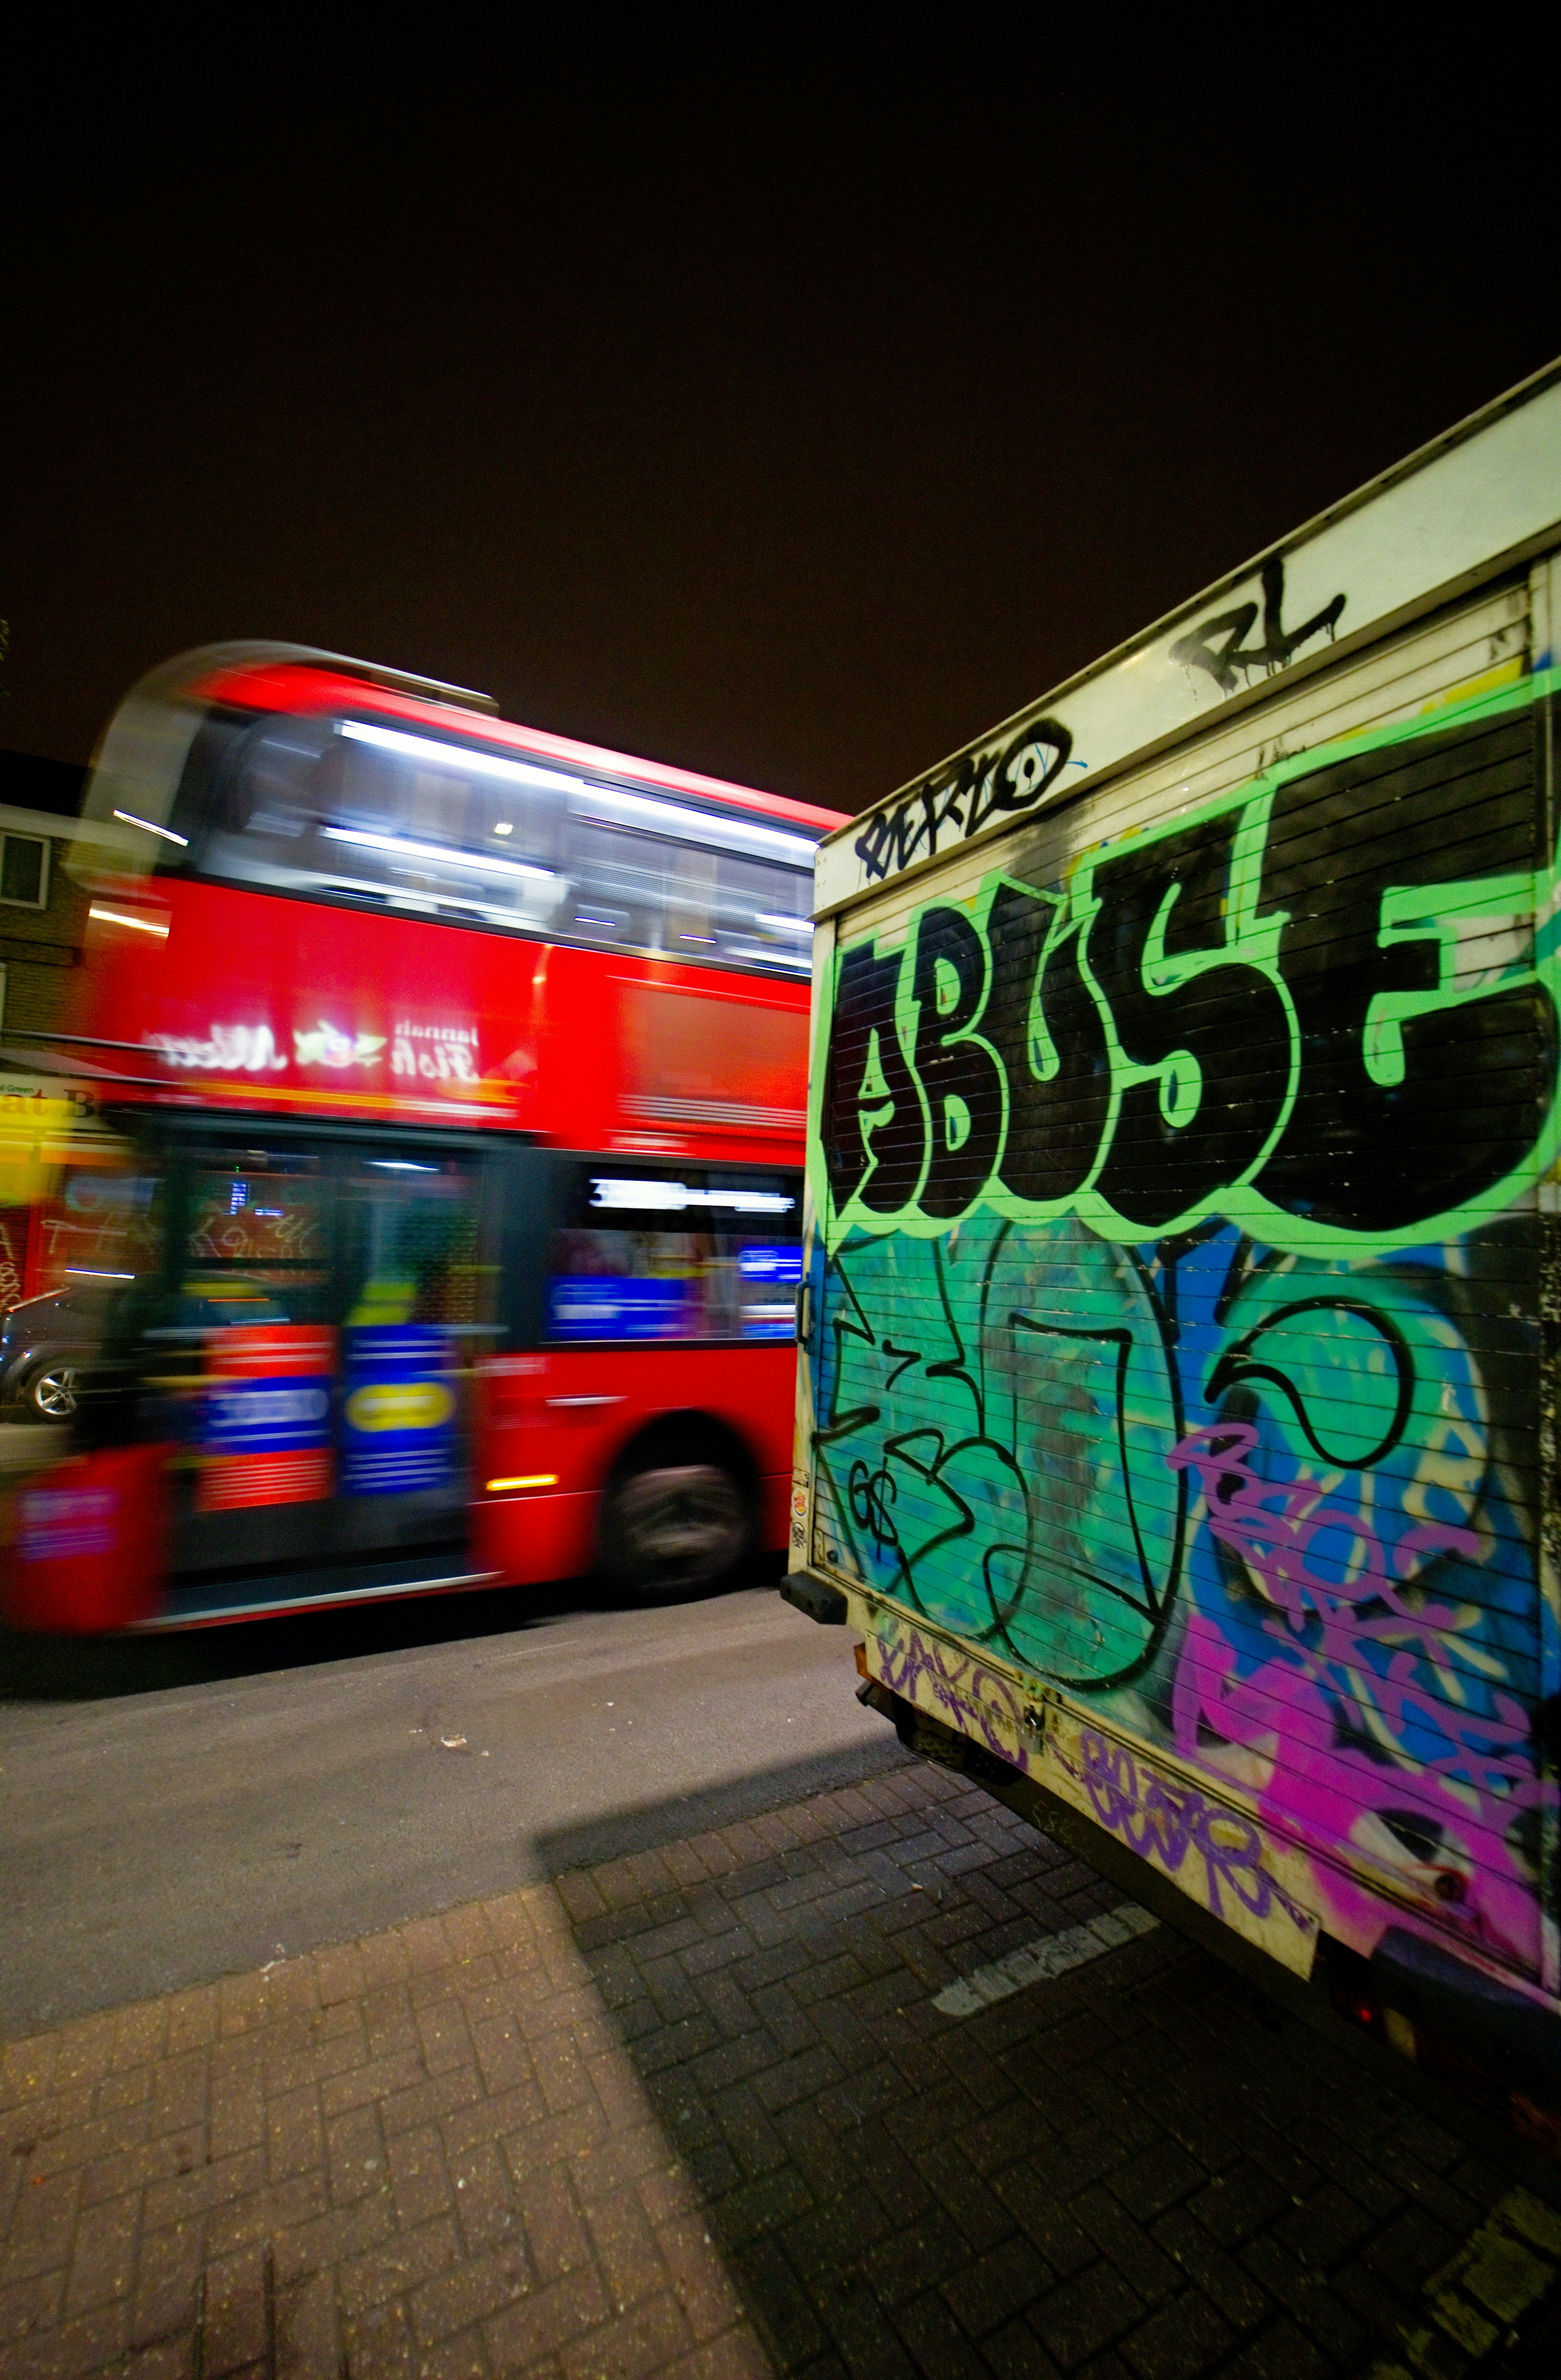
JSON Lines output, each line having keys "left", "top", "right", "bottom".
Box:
{"left": 817, "top": 681, "right": 1557, "bottom": 1255}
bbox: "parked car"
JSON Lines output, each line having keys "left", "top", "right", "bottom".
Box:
{"left": 0, "top": 1282, "right": 118, "bottom": 1421}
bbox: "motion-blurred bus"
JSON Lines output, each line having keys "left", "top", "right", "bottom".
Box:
{"left": 2, "top": 644, "right": 838, "bottom": 1631}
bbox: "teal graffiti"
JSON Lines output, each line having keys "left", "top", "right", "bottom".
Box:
{"left": 812, "top": 1210, "right": 1553, "bottom": 1973}
{"left": 814, "top": 1213, "right": 1186, "bottom": 1685}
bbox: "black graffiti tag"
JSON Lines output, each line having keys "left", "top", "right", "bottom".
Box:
{"left": 911, "top": 906, "right": 1005, "bottom": 1220}
{"left": 823, "top": 703, "right": 1554, "bottom": 1240}
{"left": 848, "top": 1458, "right": 900, "bottom": 1556}
{"left": 852, "top": 771, "right": 970, "bottom": 886}
{"left": 854, "top": 721, "right": 1073, "bottom": 885}
{"left": 1170, "top": 557, "right": 1345, "bottom": 696}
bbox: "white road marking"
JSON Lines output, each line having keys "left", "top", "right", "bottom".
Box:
{"left": 933, "top": 1903, "right": 1158, "bottom": 2017}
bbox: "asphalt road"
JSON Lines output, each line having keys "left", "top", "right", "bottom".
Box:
{"left": 0, "top": 1569, "right": 904, "bottom": 2037}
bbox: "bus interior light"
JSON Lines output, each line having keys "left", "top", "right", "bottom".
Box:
{"left": 575, "top": 782, "right": 819, "bottom": 869}
{"left": 89, "top": 904, "right": 171, "bottom": 937}
{"left": 65, "top": 1268, "right": 136, "bottom": 1280}
{"left": 755, "top": 913, "right": 813, "bottom": 935}
{"left": 337, "top": 720, "right": 581, "bottom": 797}
{"left": 366, "top": 1159, "right": 440, "bottom": 1172}
{"left": 113, "top": 809, "right": 189, "bottom": 846}
{"left": 487, "top": 1473, "right": 559, "bottom": 1492}
{"left": 589, "top": 1178, "right": 795, "bottom": 1214}
{"left": 319, "top": 825, "right": 556, "bottom": 884}
{"left": 724, "top": 939, "right": 810, "bottom": 970}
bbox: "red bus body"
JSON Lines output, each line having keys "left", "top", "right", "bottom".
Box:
{"left": 81, "top": 878, "right": 809, "bottom": 1153}
{"left": 11, "top": 644, "right": 834, "bottom": 1630}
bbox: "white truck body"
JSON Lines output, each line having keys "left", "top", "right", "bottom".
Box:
{"left": 787, "top": 360, "right": 1561, "bottom": 2091}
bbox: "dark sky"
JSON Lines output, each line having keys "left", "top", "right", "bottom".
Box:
{"left": 6, "top": 66, "right": 1557, "bottom": 816}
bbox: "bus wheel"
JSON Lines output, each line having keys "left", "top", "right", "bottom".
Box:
{"left": 23, "top": 1362, "right": 78, "bottom": 1421}
{"left": 599, "top": 1459, "right": 755, "bottom": 1600}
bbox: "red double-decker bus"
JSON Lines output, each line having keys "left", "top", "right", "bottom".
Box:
{"left": 5, "top": 643, "right": 837, "bottom": 1632}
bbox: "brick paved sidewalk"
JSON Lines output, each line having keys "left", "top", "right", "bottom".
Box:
{"left": 2, "top": 1756, "right": 1556, "bottom": 2380}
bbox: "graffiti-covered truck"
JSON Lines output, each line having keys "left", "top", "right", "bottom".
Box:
{"left": 783, "top": 359, "right": 1561, "bottom": 2118}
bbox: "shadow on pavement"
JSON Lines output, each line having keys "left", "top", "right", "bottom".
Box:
{"left": 535, "top": 1738, "right": 916, "bottom": 1877}
{"left": 2, "top": 1728, "right": 1559, "bottom": 2377}
{"left": 545, "top": 1752, "right": 1561, "bottom": 2380}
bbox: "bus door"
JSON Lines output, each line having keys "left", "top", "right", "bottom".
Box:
{"left": 141, "top": 1130, "right": 501, "bottom": 1587}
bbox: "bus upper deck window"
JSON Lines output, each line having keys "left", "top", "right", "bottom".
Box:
{"left": 198, "top": 713, "right": 567, "bottom": 924}
{"left": 713, "top": 851, "right": 812, "bottom": 972}
{"left": 235, "top": 717, "right": 335, "bottom": 838}
{"left": 562, "top": 798, "right": 816, "bottom": 975}
{"left": 171, "top": 696, "right": 815, "bottom": 971}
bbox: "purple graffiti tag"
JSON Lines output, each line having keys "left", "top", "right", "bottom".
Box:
{"left": 1166, "top": 1423, "right": 1493, "bottom": 1717}
{"left": 873, "top": 1623, "right": 1028, "bottom": 1768}
{"left": 1076, "top": 1729, "right": 1276, "bottom": 1924}
{"left": 1165, "top": 1425, "right": 1551, "bottom": 1971}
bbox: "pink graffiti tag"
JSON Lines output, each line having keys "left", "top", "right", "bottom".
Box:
{"left": 1164, "top": 1424, "right": 1548, "bottom": 1971}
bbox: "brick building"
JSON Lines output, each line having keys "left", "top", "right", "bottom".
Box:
{"left": 0, "top": 799, "right": 97, "bottom": 1045}
{"left": 0, "top": 762, "right": 136, "bottom": 1306}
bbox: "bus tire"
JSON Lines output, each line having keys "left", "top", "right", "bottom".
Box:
{"left": 598, "top": 1445, "right": 757, "bottom": 1601}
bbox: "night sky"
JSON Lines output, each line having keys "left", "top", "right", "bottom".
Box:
{"left": 6, "top": 68, "right": 1557, "bottom": 817}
